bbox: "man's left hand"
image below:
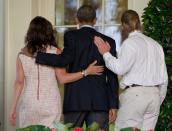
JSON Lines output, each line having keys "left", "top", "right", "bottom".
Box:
{"left": 94, "top": 36, "right": 111, "bottom": 55}
{"left": 109, "top": 109, "right": 117, "bottom": 124}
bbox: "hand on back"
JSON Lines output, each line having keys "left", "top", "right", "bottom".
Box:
{"left": 94, "top": 36, "right": 111, "bottom": 55}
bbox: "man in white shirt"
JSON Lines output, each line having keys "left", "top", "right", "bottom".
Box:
{"left": 94, "top": 10, "right": 168, "bottom": 131}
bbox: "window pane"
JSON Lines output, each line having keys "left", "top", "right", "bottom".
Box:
{"left": 94, "top": 26, "right": 102, "bottom": 33}
{"left": 104, "top": 26, "right": 121, "bottom": 52}
{"left": 55, "top": 27, "right": 77, "bottom": 50}
{"left": 55, "top": 0, "right": 77, "bottom": 25}
{"left": 105, "top": 0, "right": 128, "bottom": 24}
{"left": 80, "top": 0, "right": 102, "bottom": 24}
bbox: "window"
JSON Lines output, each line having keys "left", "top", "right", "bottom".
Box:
{"left": 55, "top": 0, "right": 128, "bottom": 51}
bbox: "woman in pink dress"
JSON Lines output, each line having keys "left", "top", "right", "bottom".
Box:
{"left": 10, "top": 16, "right": 103, "bottom": 128}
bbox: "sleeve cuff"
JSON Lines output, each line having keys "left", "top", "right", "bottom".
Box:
{"left": 35, "top": 52, "right": 43, "bottom": 64}
{"left": 110, "top": 104, "right": 119, "bottom": 109}
{"left": 103, "top": 52, "right": 112, "bottom": 60}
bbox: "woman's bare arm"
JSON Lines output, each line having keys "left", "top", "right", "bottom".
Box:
{"left": 55, "top": 49, "right": 104, "bottom": 84}
{"left": 10, "top": 55, "right": 24, "bottom": 126}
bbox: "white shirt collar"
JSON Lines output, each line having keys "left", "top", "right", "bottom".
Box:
{"left": 129, "top": 30, "right": 142, "bottom": 37}
{"left": 80, "top": 25, "right": 93, "bottom": 29}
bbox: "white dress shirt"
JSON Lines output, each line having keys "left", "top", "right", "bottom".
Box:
{"left": 80, "top": 25, "right": 93, "bottom": 29}
{"left": 103, "top": 30, "right": 168, "bottom": 104}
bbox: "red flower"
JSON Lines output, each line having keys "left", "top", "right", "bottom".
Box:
{"left": 51, "top": 128, "right": 55, "bottom": 131}
{"left": 133, "top": 127, "right": 136, "bottom": 131}
{"left": 72, "top": 128, "right": 84, "bottom": 131}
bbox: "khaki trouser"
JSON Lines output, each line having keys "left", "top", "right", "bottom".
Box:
{"left": 115, "top": 86, "right": 160, "bottom": 131}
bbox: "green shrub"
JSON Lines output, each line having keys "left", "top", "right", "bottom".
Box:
{"left": 120, "top": 127, "right": 141, "bottom": 131}
{"left": 16, "top": 125, "right": 51, "bottom": 131}
{"left": 16, "top": 122, "right": 103, "bottom": 131}
{"left": 142, "top": 0, "right": 172, "bottom": 130}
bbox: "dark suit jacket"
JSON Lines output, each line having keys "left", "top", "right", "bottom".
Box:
{"left": 36, "top": 27, "right": 119, "bottom": 113}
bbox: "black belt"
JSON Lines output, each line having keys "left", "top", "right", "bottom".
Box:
{"left": 125, "top": 84, "right": 142, "bottom": 90}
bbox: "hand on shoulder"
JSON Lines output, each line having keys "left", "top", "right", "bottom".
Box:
{"left": 56, "top": 48, "right": 62, "bottom": 55}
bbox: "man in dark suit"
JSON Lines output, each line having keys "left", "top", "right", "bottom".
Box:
{"left": 35, "top": 5, "right": 119, "bottom": 131}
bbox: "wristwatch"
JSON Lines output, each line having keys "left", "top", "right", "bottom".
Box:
{"left": 81, "top": 70, "right": 87, "bottom": 77}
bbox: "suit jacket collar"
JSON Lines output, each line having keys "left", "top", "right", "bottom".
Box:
{"left": 79, "top": 26, "right": 96, "bottom": 33}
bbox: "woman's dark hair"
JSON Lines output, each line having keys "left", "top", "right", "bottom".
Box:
{"left": 25, "top": 16, "right": 57, "bottom": 55}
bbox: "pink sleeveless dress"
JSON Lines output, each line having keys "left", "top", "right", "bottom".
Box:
{"left": 18, "top": 46, "right": 61, "bottom": 128}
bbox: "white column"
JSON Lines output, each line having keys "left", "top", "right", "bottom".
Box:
{"left": 0, "top": 0, "right": 5, "bottom": 130}
{"left": 38, "top": 0, "right": 55, "bottom": 25}
{"left": 128, "top": 0, "right": 150, "bottom": 21}
{"left": 31, "top": 0, "right": 39, "bottom": 18}
{"left": 4, "top": 0, "right": 32, "bottom": 130}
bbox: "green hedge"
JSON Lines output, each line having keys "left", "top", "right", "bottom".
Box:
{"left": 142, "top": 0, "right": 172, "bottom": 130}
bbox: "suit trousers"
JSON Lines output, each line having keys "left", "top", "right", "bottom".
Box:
{"left": 114, "top": 86, "right": 160, "bottom": 131}
{"left": 64, "top": 111, "right": 109, "bottom": 131}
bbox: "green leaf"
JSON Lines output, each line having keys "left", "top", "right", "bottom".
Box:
{"left": 53, "top": 121, "right": 68, "bottom": 131}
{"left": 16, "top": 125, "right": 51, "bottom": 131}
{"left": 87, "top": 122, "right": 100, "bottom": 131}
{"left": 120, "top": 127, "right": 141, "bottom": 131}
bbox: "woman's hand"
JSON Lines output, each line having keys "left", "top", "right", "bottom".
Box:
{"left": 86, "top": 60, "right": 104, "bottom": 75}
{"left": 10, "top": 108, "right": 16, "bottom": 126}
{"left": 94, "top": 36, "right": 111, "bottom": 55}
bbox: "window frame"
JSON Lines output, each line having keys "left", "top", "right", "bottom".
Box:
{"left": 54, "top": 0, "right": 121, "bottom": 34}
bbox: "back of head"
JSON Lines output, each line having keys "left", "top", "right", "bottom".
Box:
{"left": 121, "top": 10, "right": 141, "bottom": 34}
{"left": 25, "top": 16, "right": 57, "bottom": 55}
{"left": 77, "top": 5, "right": 96, "bottom": 23}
